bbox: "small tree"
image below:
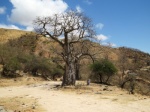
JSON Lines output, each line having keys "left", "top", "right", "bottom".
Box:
{"left": 90, "top": 59, "right": 117, "bottom": 84}
{"left": 3, "top": 57, "right": 22, "bottom": 77}
{"left": 0, "top": 43, "right": 22, "bottom": 77}
{"left": 117, "top": 49, "right": 129, "bottom": 87}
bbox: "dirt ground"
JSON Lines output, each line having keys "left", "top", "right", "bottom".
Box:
{"left": 0, "top": 77, "right": 150, "bottom": 112}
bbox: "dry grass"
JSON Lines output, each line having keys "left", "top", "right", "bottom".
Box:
{"left": 0, "top": 80, "right": 150, "bottom": 112}
{"left": 0, "top": 28, "right": 29, "bottom": 43}
{"left": 0, "top": 76, "right": 45, "bottom": 111}
{"left": 0, "top": 96, "right": 44, "bottom": 112}
{"left": 59, "top": 81, "right": 108, "bottom": 95}
{"left": 0, "top": 76, "right": 44, "bottom": 87}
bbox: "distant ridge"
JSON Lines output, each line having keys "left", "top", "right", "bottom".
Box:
{"left": 0, "top": 28, "right": 31, "bottom": 43}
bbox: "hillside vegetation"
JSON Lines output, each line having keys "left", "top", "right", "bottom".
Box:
{"left": 0, "top": 28, "right": 150, "bottom": 95}
{"left": 0, "top": 28, "right": 28, "bottom": 43}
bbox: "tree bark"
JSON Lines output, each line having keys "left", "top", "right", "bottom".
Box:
{"left": 62, "top": 36, "right": 76, "bottom": 86}
{"left": 75, "top": 59, "right": 80, "bottom": 80}
{"left": 62, "top": 62, "right": 76, "bottom": 86}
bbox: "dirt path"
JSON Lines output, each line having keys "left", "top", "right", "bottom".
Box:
{"left": 0, "top": 81, "right": 150, "bottom": 112}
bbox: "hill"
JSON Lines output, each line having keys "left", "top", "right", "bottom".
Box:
{"left": 0, "top": 28, "right": 28, "bottom": 43}
{"left": 0, "top": 28, "right": 150, "bottom": 95}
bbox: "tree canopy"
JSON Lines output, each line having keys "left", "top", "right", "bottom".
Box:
{"left": 90, "top": 59, "right": 117, "bottom": 83}
{"left": 34, "top": 10, "right": 96, "bottom": 86}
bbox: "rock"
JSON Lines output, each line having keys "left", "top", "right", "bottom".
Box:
{"left": 87, "top": 79, "right": 91, "bottom": 85}
{"left": 103, "top": 87, "right": 108, "bottom": 91}
{"left": 15, "top": 70, "right": 26, "bottom": 77}
{"left": 32, "top": 106, "right": 35, "bottom": 109}
{"left": 32, "top": 104, "right": 36, "bottom": 109}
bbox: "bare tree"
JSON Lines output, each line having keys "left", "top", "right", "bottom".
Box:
{"left": 118, "top": 49, "right": 130, "bottom": 88}
{"left": 34, "top": 10, "right": 95, "bottom": 86}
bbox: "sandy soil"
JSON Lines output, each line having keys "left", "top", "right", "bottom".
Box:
{"left": 0, "top": 81, "right": 150, "bottom": 112}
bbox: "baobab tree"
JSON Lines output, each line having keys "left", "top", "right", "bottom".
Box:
{"left": 34, "top": 10, "right": 96, "bottom": 86}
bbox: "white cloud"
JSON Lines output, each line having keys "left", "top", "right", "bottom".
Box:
{"left": 95, "top": 34, "right": 108, "bottom": 41}
{"left": 84, "top": 0, "right": 92, "bottom": 5}
{"left": 94, "top": 34, "right": 117, "bottom": 47}
{"left": 76, "top": 5, "right": 83, "bottom": 13}
{"left": 0, "top": 7, "right": 6, "bottom": 14}
{"left": 0, "top": 24, "right": 35, "bottom": 31}
{"left": 96, "top": 23, "right": 104, "bottom": 30}
{"left": 8, "top": 0, "right": 68, "bottom": 26}
{"left": 0, "top": 24, "right": 20, "bottom": 30}
{"left": 25, "top": 26, "right": 34, "bottom": 31}
{"left": 110, "top": 43, "right": 117, "bottom": 47}
{"left": 101, "top": 42, "right": 117, "bottom": 47}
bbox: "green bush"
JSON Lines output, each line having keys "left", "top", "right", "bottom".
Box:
{"left": 90, "top": 59, "right": 117, "bottom": 84}
{"left": 0, "top": 34, "right": 65, "bottom": 79}
{"left": 24, "top": 55, "right": 64, "bottom": 80}
{"left": 2, "top": 57, "right": 22, "bottom": 77}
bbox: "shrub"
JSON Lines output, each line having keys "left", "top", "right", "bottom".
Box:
{"left": 2, "top": 57, "right": 22, "bottom": 77}
{"left": 90, "top": 59, "right": 117, "bottom": 84}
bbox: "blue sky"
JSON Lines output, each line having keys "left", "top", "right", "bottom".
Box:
{"left": 0, "top": 0, "right": 150, "bottom": 54}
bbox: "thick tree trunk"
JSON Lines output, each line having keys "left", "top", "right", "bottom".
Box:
{"left": 75, "top": 59, "right": 80, "bottom": 80}
{"left": 75, "top": 66, "right": 80, "bottom": 80}
{"left": 61, "top": 35, "right": 77, "bottom": 86}
{"left": 62, "top": 62, "right": 76, "bottom": 86}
